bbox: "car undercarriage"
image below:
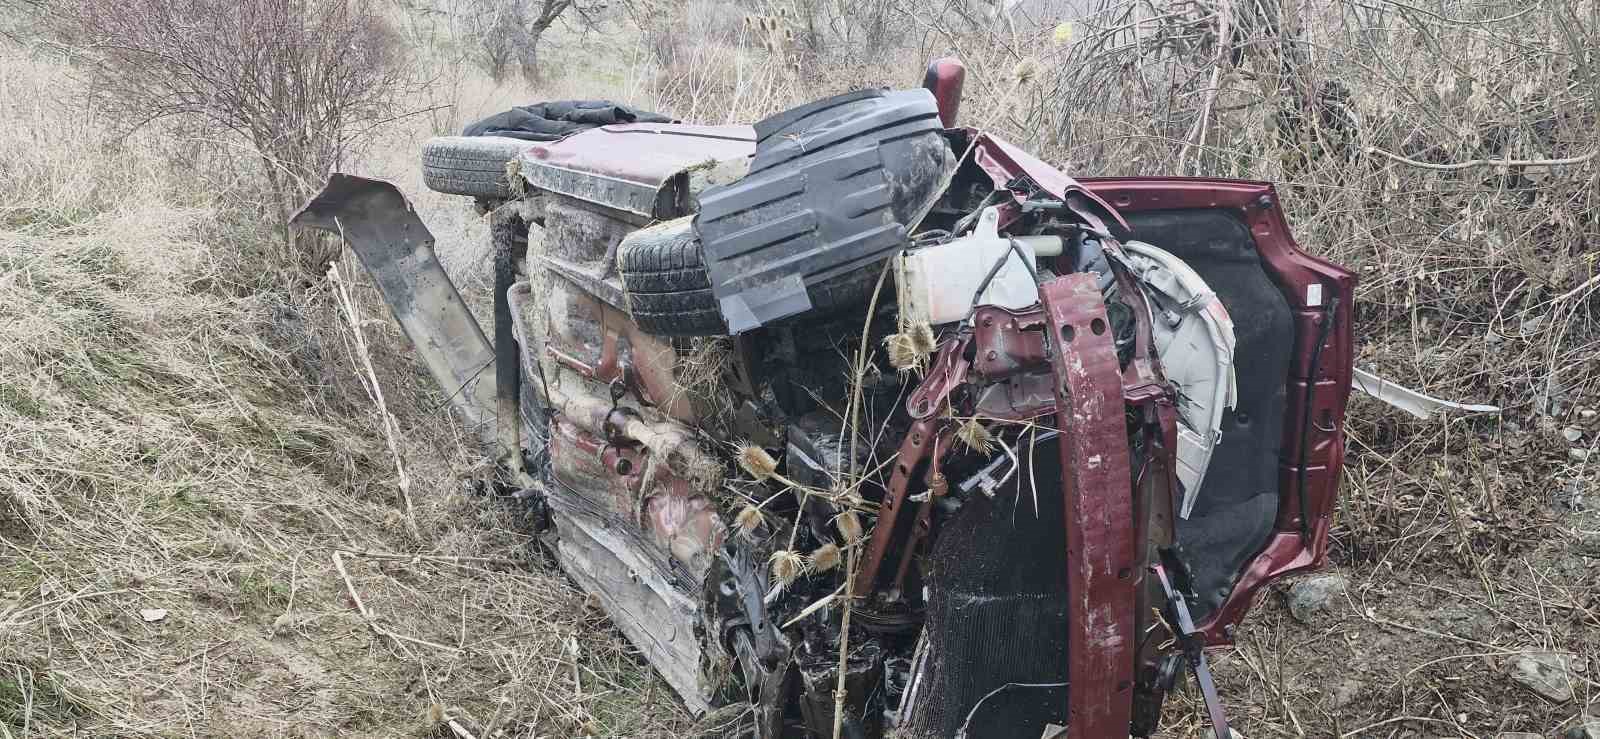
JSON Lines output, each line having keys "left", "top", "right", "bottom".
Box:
{"left": 294, "top": 58, "right": 1357, "bottom": 739}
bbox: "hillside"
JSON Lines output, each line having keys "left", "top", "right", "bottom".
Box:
{"left": 0, "top": 45, "right": 693, "bottom": 737}
{"left": 3, "top": 0, "right": 1600, "bottom": 736}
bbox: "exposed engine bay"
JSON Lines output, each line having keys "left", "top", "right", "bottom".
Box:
{"left": 295, "top": 60, "right": 1357, "bottom": 739}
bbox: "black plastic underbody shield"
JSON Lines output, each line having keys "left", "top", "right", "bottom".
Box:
{"left": 693, "top": 89, "right": 956, "bottom": 333}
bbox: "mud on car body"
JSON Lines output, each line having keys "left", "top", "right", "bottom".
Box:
{"left": 295, "top": 58, "right": 1356, "bottom": 739}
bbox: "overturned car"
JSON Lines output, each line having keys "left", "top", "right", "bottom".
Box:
{"left": 296, "top": 59, "right": 1356, "bottom": 738}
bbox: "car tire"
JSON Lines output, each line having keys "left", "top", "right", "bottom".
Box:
{"left": 618, "top": 217, "right": 886, "bottom": 337}
{"left": 420, "top": 136, "right": 531, "bottom": 199}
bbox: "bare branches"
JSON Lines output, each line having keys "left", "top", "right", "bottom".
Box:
{"left": 455, "top": 0, "right": 599, "bottom": 82}
{"left": 1179, "top": 0, "right": 1232, "bottom": 174}
{"left": 1366, "top": 146, "right": 1599, "bottom": 171}
{"left": 57, "top": 0, "right": 411, "bottom": 274}
{"left": 532, "top": 0, "right": 577, "bottom": 29}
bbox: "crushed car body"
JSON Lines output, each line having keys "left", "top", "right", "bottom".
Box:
{"left": 295, "top": 57, "right": 1357, "bottom": 739}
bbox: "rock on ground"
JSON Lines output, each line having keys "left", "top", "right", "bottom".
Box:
{"left": 1331, "top": 678, "right": 1362, "bottom": 709}
{"left": 1508, "top": 652, "right": 1582, "bottom": 703}
{"left": 1285, "top": 573, "right": 1350, "bottom": 622}
{"left": 1566, "top": 719, "right": 1600, "bottom": 739}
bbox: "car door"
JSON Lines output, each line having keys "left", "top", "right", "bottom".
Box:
{"left": 1080, "top": 177, "right": 1357, "bottom": 640}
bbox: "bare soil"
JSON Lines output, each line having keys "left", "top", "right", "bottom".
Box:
{"left": 1178, "top": 398, "right": 1600, "bottom": 737}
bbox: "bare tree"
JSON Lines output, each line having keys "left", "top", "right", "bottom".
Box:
{"left": 519, "top": 0, "right": 579, "bottom": 82}
{"left": 470, "top": 0, "right": 525, "bottom": 80}
{"left": 462, "top": 0, "right": 601, "bottom": 83}
{"left": 59, "top": 0, "right": 411, "bottom": 275}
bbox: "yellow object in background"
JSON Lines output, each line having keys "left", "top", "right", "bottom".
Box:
{"left": 1053, "top": 22, "right": 1073, "bottom": 44}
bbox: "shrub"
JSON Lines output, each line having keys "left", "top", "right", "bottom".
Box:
{"left": 58, "top": 0, "right": 411, "bottom": 276}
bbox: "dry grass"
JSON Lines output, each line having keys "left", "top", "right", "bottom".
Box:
{"left": 0, "top": 46, "right": 691, "bottom": 738}
{"left": 4, "top": 0, "right": 1600, "bottom": 735}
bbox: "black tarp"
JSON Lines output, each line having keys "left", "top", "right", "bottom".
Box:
{"left": 462, "top": 100, "right": 674, "bottom": 141}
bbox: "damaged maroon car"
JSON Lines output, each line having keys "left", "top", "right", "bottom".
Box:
{"left": 295, "top": 58, "right": 1356, "bottom": 738}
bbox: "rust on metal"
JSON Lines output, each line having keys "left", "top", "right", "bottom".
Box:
{"left": 904, "top": 334, "right": 973, "bottom": 420}
{"left": 547, "top": 415, "right": 725, "bottom": 573}
{"left": 1038, "top": 273, "right": 1138, "bottom": 738}
{"left": 970, "top": 305, "right": 1051, "bottom": 379}
{"left": 887, "top": 426, "right": 957, "bottom": 596}
{"left": 340, "top": 66, "right": 1365, "bottom": 736}
{"left": 856, "top": 415, "right": 943, "bottom": 598}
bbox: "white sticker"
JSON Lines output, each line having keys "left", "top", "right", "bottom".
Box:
{"left": 1307, "top": 283, "right": 1323, "bottom": 307}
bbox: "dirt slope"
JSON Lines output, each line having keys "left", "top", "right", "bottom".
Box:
{"left": 0, "top": 50, "right": 692, "bottom": 738}
{"left": 5, "top": 9, "right": 1600, "bottom": 737}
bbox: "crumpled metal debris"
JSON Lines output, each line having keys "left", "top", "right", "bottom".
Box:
{"left": 1351, "top": 367, "right": 1501, "bottom": 420}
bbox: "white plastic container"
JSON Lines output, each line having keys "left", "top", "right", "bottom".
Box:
{"left": 896, "top": 206, "right": 1060, "bottom": 326}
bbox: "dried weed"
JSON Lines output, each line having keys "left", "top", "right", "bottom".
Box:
{"left": 0, "top": 47, "right": 690, "bottom": 738}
